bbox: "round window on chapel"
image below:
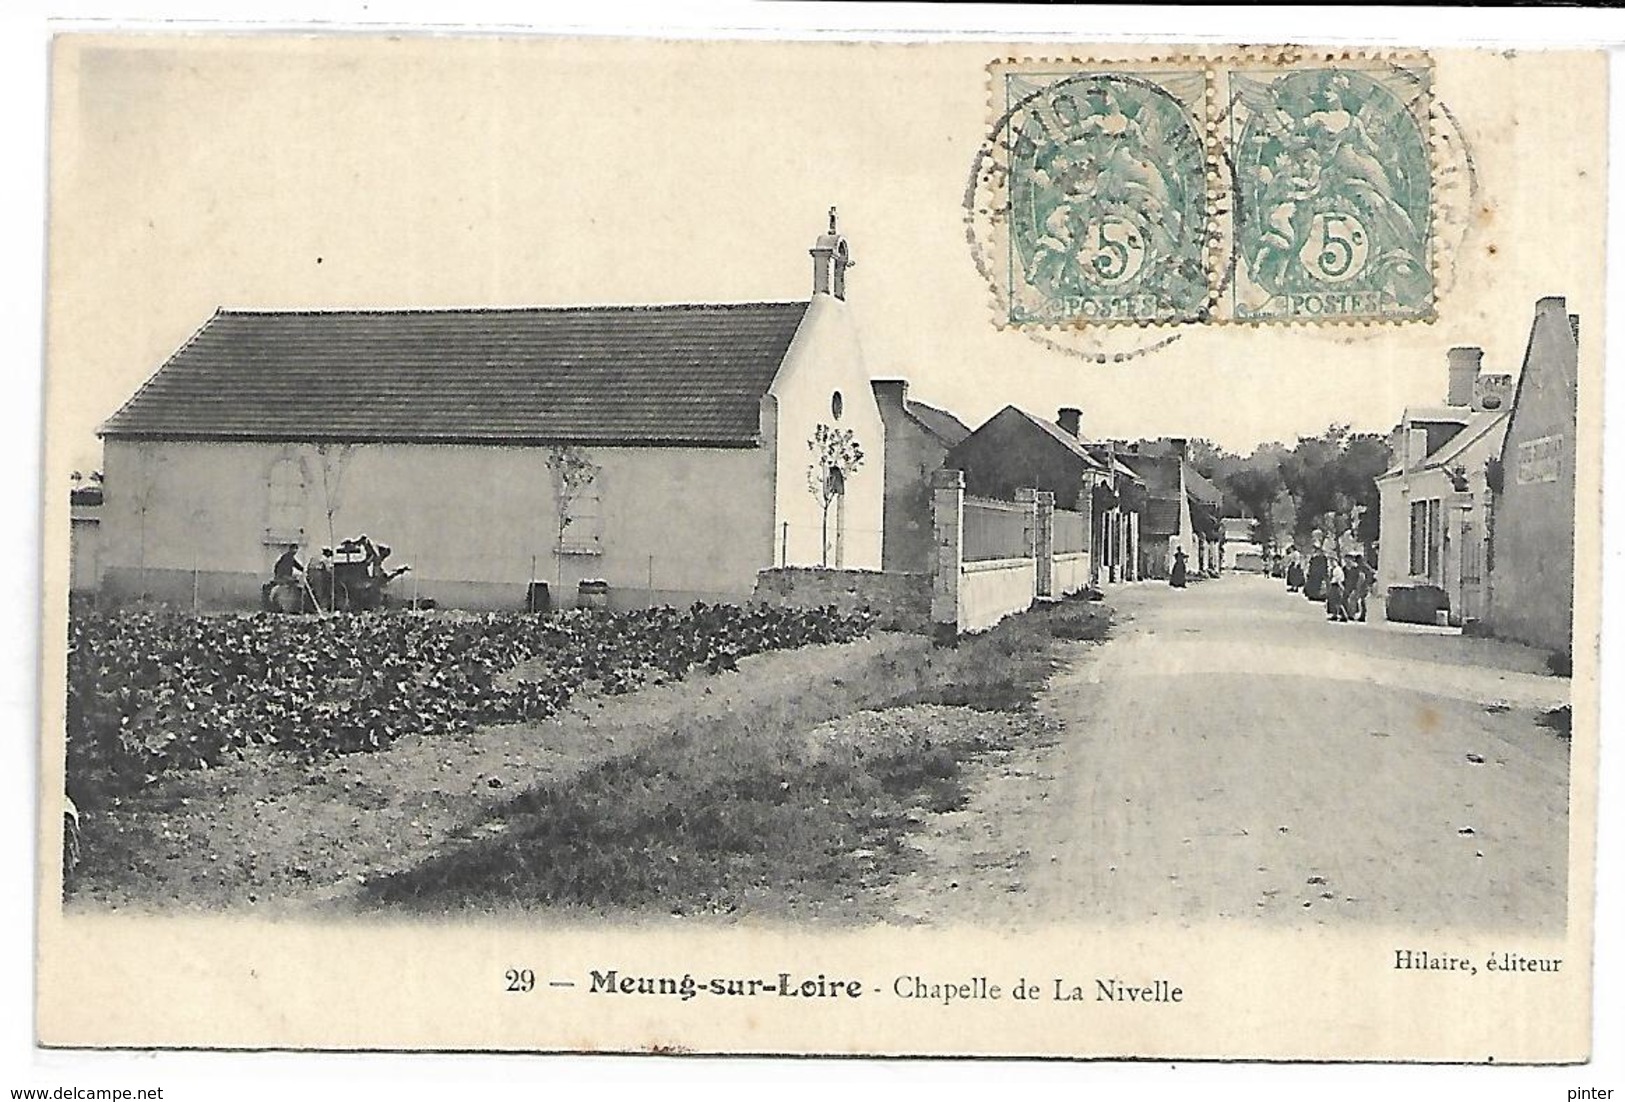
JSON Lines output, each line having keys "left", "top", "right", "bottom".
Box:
{"left": 831, "top": 390, "right": 844, "bottom": 420}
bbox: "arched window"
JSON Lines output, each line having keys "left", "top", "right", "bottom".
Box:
{"left": 267, "top": 457, "right": 307, "bottom": 541}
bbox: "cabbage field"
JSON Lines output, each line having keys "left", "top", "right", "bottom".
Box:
{"left": 66, "top": 603, "right": 874, "bottom": 801}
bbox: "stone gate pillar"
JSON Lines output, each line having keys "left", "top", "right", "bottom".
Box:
{"left": 1028, "top": 490, "right": 1054, "bottom": 597}
{"left": 930, "top": 468, "right": 965, "bottom": 645}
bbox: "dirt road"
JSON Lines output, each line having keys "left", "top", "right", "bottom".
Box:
{"left": 887, "top": 573, "right": 1572, "bottom": 932}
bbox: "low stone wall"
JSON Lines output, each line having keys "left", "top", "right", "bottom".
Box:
{"left": 959, "top": 557, "right": 1036, "bottom": 633}
{"left": 1053, "top": 551, "right": 1091, "bottom": 596}
{"left": 754, "top": 567, "right": 932, "bottom": 632}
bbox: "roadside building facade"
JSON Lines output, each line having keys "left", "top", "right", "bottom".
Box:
{"left": 871, "top": 379, "right": 971, "bottom": 573}
{"left": 943, "top": 405, "right": 1118, "bottom": 588}
{"left": 1221, "top": 516, "right": 1266, "bottom": 572}
{"left": 69, "top": 484, "right": 103, "bottom": 596}
{"left": 96, "top": 221, "right": 892, "bottom": 610}
{"left": 1121, "top": 440, "right": 1224, "bottom": 580}
{"left": 1375, "top": 346, "right": 1512, "bottom": 627}
{"left": 1083, "top": 441, "right": 1146, "bottom": 585}
{"left": 945, "top": 405, "right": 1108, "bottom": 512}
{"left": 1484, "top": 296, "right": 1581, "bottom": 655}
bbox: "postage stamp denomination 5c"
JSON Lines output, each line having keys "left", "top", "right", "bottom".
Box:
{"left": 1222, "top": 59, "right": 1434, "bottom": 322}
{"left": 981, "top": 63, "right": 1214, "bottom": 327}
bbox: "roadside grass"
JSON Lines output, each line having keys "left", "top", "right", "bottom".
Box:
{"left": 362, "top": 600, "right": 1109, "bottom": 916}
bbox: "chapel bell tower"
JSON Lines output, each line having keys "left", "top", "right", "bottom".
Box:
{"left": 810, "top": 206, "right": 853, "bottom": 300}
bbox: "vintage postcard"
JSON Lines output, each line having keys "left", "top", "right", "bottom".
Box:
{"left": 36, "top": 33, "right": 1604, "bottom": 1063}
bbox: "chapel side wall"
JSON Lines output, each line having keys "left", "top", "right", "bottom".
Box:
{"left": 99, "top": 440, "right": 773, "bottom": 609}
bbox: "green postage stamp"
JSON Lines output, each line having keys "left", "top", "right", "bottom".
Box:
{"left": 976, "top": 54, "right": 1435, "bottom": 326}
{"left": 998, "top": 67, "right": 1213, "bottom": 326}
{"left": 1224, "top": 60, "right": 1434, "bottom": 321}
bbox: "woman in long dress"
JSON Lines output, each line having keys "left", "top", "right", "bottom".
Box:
{"left": 1170, "top": 548, "right": 1189, "bottom": 589}
{"left": 1304, "top": 549, "right": 1328, "bottom": 601}
{"left": 1285, "top": 548, "right": 1304, "bottom": 592}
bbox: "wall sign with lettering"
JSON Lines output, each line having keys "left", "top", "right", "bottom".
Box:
{"left": 1516, "top": 434, "right": 1564, "bottom": 485}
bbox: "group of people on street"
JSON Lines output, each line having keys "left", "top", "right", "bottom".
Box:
{"left": 1281, "top": 545, "right": 1374, "bottom": 623}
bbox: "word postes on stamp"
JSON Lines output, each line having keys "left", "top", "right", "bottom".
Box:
{"left": 1223, "top": 60, "right": 1434, "bottom": 322}
{"left": 984, "top": 64, "right": 1213, "bottom": 328}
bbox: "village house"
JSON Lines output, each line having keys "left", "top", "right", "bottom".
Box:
{"left": 944, "top": 405, "right": 1108, "bottom": 512}
{"left": 69, "top": 482, "right": 103, "bottom": 596}
{"left": 1221, "top": 516, "right": 1266, "bottom": 572}
{"left": 95, "top": 217, "right": 893, "bottom": 611}
{"left": 1483, "top": 296, "right": 1580, "bottom": 656}
{"left": 1374, "top": 345, "right": 1513, "bottom": 627}
{"left": 1081, "top": 440, "right": 1146, "bottom": 584}
{"left": 1120, "top": 440, "right": 1224, "bottom": 580}
{"left": 871, "top": 379, "right": 971, "bottom": 573}
{"left": 942, "top": 405, "right": 1118, "bottom": 589}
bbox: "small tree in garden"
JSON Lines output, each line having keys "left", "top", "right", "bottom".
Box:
{"left": 315, "top": 444, "right": 357, "bottom": 550}
{"left": 806, "top": 423, "right": 864, "bottom": 567}
{"left": 314, "top": 443, "right": 358, "bottom": 611}
{"left": 545, "top": 444, "right": 597, "bottom": 591}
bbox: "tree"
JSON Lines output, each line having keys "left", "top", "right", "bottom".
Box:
{"left": 313, "top": 444, "right": 359, "bottom": 612}
{"left": 315, "top": 444, "right": 357, "bottom": 551}
{"left": 545, "top": 445, "right": 598, "bottom": 593}
{"left": 806, "top": 423, "right": 865, "bottom": 567}
{"left": 1226, "top": 462, "right": 1286, "bottom": 548}
{"left": 1271, "top": 425, "right": 1391, "bottom": 550}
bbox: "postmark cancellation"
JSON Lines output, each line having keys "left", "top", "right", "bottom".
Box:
{"left": 978, "top": 53, "right": 1437, "bottom": 328}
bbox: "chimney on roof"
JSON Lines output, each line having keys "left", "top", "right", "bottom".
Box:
{"left": 1168, "top": 437, "right": 1188, "bottom": 460}
{"left": 1569, "top": 313, "right": 1581, "bottom": 346}
{"left": 871, "top": 379, "right": 907, "bottom": 418}
{"left": 810, "top": 207, "right": 853, "bottom": 300}
{"left": 1057, "top": 407, "right": 1081, "bottom": 438}
{"left": 1446, "top": 346, "right": 1483, "bottom": 407}
{"left": 1474, "top": 373, "right": 1514, "bottom": 412}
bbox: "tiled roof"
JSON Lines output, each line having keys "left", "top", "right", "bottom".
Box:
{"left": 101, "top": 302, "right": 812, "bottom": 446}
{"left": 1143, "top": 498, "right": 1183, "bottom": 537}
{"left": 1085, "top": 450, "right": 1147, "bottom": 484}
{"left": 1380, "top": 410, "right": 1509, "bottom": 479}
{"left": 1007, "top": 408, "right": 1108, "bottom": 471}
{"left": 1120, "top": 453, "right": 1180, "bottom": 495}
{"left": 1184, "top": 465, "right": 1225, "bottom": 507}
{"left": 905, "top": 400, "right": 972, "bottom": 448}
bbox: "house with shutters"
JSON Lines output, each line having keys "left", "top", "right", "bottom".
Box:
{"left": 1374, "top": 344, "right": 1513, "bottom": 627}
{"left": 95, "top": 217, "right": 889, "bottom": 610}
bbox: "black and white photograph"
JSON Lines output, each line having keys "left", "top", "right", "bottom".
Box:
{"left": 25, "top": 17, "right": 1611, "bottom": 1073}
